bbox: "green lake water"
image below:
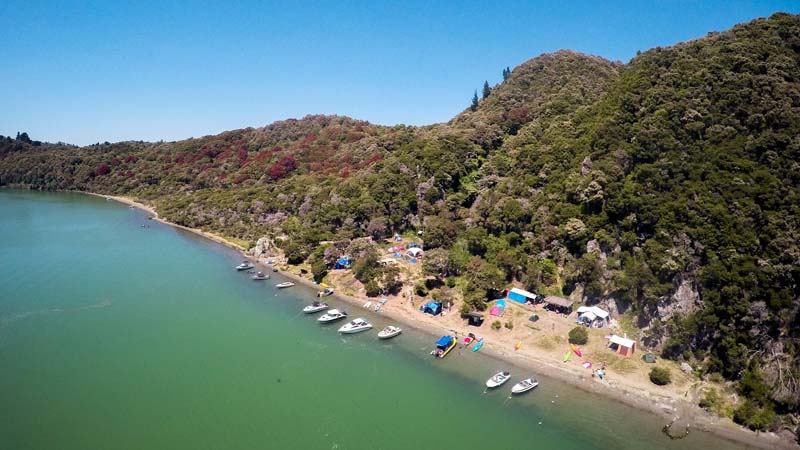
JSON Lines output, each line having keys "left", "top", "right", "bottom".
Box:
{"left": 0, "top": 190, "right": 756, "bottom": 450}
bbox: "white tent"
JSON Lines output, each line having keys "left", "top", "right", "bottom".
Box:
{"left": 576, "top": 306, "right": 609, "bottom": 327}
{"left": 608, "top": 334, "right": 636, "bottom": 356}
{"left": 406, "top": 248, "right": 423, "bottom": 257}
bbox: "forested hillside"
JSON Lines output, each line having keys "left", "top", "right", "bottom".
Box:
{"left": 2, "top": 13, "right": 798, "bottom": 433}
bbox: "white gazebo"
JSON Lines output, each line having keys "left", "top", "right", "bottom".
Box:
{"left": 576, "top": 306, "right": 610, "bottom": 327}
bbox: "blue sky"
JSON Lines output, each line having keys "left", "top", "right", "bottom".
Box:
{"left": 1, "top": 1, "right": 796, "bottom": 145}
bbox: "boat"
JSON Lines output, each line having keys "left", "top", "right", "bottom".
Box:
{"left": 377, "top": 325, "right": 402, "bottom": 340}
{"left": 464, "top": 332, "right": 477, "bottom": 345}
{"left": 318, "top": 309, "right": 348, "bottom": 323}
{"left": 486, "top": 371, "right": 511, "bottom": 388}
{"left": 471, "top": 338, "right": 484, "bottom": 352}
{"left": 511, "top": 377, "right": 539, "bottom": 395}
{"left": 303, "top": 301, "right": 328, "bottom": 314}
{"left": 431, "top": 335, "right": 456, "bottom": 358}
{"left": 571, "top": 343, "right": 583, "bottom": 357}
{"left": 317, "top": 287, "right": 334, "bottom": 297}
{"left": 251, "top": 271, "right": 269, "bottom": 280}
{"left": 275, "top": 281, "right": 295, "bottom": 289}
{"left": 338, "top": 317, "right": 373, "bottom": 334}
{"left": 563, "top": 350, "right": 572, "bottom": 363}
{"left": 515, "top": 341, "right": 522, "bottom": 351}
{"left": 235, "top": 261, "right": 254, "bottom": 271}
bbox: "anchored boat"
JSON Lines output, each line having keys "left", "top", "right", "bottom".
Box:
{"left": 338, "top": 318, "right": 373, "bottom": 334}
{"left": 511, "top": 377, "right": 539, "bottom": 395}
{"left": 318, "top": 309, "right": 348, "bottom": 323}
{"left": 303, "top": 301, "right": 328, "bottom": 314}
{"left": 377, "top": 325, "right": 402, "bottom": 340}
{"left": 486, "top": 371, "right": 511, "bottom": 388}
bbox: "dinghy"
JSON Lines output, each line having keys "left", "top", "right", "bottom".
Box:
{"left": 338, "top": 318, "right": 373, "bottom": 334}
{"left": 318, "top": 309, "right": 347, "bottom": 323}
{"left": 486, "top": 371, "right": 511, "bottom": 388}
{"left": 235, "top": 261, "right": 254, "bottom": 271}
{"left": 303, "top": 301, "right": 328, "bottom": 314}
{"left": 511, "top": 377, "right": 539, "bottom": 395}
{"left": 317, "top": 287, "right": 334, "bottom": 297}
{"left": 377, "top": 325, "right": 402, "bottom": 340}
{"left": 251, "top": 271, "right": 269, "bottom": 280}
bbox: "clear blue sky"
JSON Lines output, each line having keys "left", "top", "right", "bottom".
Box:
{"left": 1, "top": 1, "right": 796, "bottom": 145}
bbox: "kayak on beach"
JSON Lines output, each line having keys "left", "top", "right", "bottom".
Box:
{"left": 472, "top": 338, "right": 485, "bottom": 352}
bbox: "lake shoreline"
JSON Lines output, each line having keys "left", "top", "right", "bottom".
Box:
{"left": 92, "top": 191, "right": 797, "bottom": 450}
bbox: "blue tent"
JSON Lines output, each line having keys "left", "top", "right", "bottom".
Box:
{"left": 421, "top": 301, "right": 442, "bottom": 316}
{"left": 334, "top": 256, "right": 352, "bottom": 269}
{"left": 435, "top": 335, "right": 454, "bottom": 347}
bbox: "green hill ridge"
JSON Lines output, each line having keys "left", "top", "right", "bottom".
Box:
{"left": 2, "top": 12, "right": 799, "bottom": 434}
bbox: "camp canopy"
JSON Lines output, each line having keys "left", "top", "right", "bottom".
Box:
{"left": 490, "top": 299, "right": 507, "bottom": 316}
{"left": 421, "top": 301, "right": 442, "bottom": 316}
{"left": 576, "top": 306, "right": 610, "bottom": 326}
{"left": 507, "top": 287, "right": 538, "bottom": 304}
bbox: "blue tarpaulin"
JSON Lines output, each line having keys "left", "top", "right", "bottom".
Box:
{"left": 334, "top": 256, "right": 352, "bottom": 269}
{"left": 435, "top": 336, "right": 454, "bottom": 347}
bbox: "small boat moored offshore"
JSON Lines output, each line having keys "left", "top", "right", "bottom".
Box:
{"left": 511, "top": 377, "right": 539, "bottom": 395}
{"left": 303, "top": 301, "right": 328, "bottom": 314}
{"left": 235, "top": 260, "right": 254, "bottom": 271}
{"left": 318, "top": 309, "right": 348, "bottom": 323}
{"left": 431, "top": 335, "right": 456, "bottom": 358}
{"left": 251, "top": 271, "right": 269, "bottom": 280}
{"left": 377, "top": 325, "right": 402, "bottom": 340}
{"left": 486, "top": 371, "right": 511, "bottom": 388}
{"left": 275, "top": 281, "right": 295, "bottom": 288}
{"left": 317, "top": 287, "right": 334, "bottom": 297}
{"left": 338, "top": 318, "right": 373, "bottom": 334}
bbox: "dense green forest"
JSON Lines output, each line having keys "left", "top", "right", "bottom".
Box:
{"left": 2, "top": 13, "right": 799, "bottom": 433}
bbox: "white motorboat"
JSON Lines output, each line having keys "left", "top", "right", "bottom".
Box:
{"left": 251, "top": 271, "right": 269, "bottom": 280}
{"left": 275, "top": 281, "right": 295, "bottom": 288}
{"left": 303, "top": 301, "right": 328, "bottom": 314}
{"left": 377, "top": 325, "right": 402, "bottom": 339}
{"left": 511, "top": 377, "right": 539, "bottom": 395}
{"left": 317, "top": 287, "right": 334, "bottom": 297}
{"left": 338, "top": 317, "right": 373, "bottom": 334}
{"left": 318, "top": 309, "right": 348, "bottom": 323}
{"left": 235, "top": 261, "right": 254, "bottom": 271}
{"left": 485, "top": 371, "right": 512, "bottom": 388}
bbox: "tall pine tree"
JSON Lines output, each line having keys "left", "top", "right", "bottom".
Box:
{"left": 470, "top": 90, "right": 479, "bottom": 111}
{"left": 482, "top": 81, "right": 491, "bottom": 99}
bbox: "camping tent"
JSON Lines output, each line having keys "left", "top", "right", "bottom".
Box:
{"left": 608, "top": 335, "right": 636, "bottom": 357}
{"left": 406, "top": 247, "right": 423, "bottom": 257}
{"left": 489, "top": 299, "right": 507, "bottom": 316}
{"left": 421, "top": 301, "right": 442, "bottom": 316}
{"left": 334, "top": 256, "right": 352, "bottom": 269}
{"left": 576, "top": 306, "right": 610, "bottom": 327}
{"left": 507, "top": 287, "right": 538, "bottom": 304}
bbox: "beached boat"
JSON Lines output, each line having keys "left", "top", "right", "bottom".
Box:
{"left": 318, "top": 309, "right": 348, "bottom": 323}
{"left": 338, "top": 318, "right": 373, "bottom": 334}
{"left": 251, "top": 271, "right": 269, "bottom": 280}
{"left": 511, "top": 377, "right": 539, "bottom": 394}
{"left": 563, "top": 350, "right": 572, "bottom": 362}
{"left": 235, "top": 261, "right": 254, "bottom": 271}
{"left": 471, "top": 338, "right": 484, "bottom": 352}
{"left": 303, "top": 301, "right": 328, "bottom": 314}
{"left": 431, "top": 335, "right": 456, "bottom": 358}
{"left": 486, "top": 371, "right": 511, "bottom": 388}
{"left": 317, "top": 287, "right": 334, "bottom": 297}
{"left": 571, "top": 343, "right": 583, "bottom": 357}
{"left": 275, "top": 281, "right": 295, "bottom": 288}
{"left": 377, "top": 325, "right": 402, "bottom": 340}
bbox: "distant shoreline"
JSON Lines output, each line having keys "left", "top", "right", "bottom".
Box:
{"left": 88, "top": 191, "right": 796, "bottom": 450}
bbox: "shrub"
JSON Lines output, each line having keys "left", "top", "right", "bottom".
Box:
{"left": 649, "top": 367, "right": 672, "bottom": 385}
{"left": 568, "top": 326, "right": 588, "bottom": 345}
{"left": 365, "top": 279, "right": 380, "bottom": 297}
{"left": 504, "top": 321, "right": 514, "bottom": 330}
{"left": 414, "top": 281, "right": 428, "bottom": 297}
{"left": 491, "top": 320, "right": 502, "bottom": 330}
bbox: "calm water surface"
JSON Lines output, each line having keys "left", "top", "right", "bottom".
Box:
{"left": 0, "top": 191, "right": 754, "bottom": 450}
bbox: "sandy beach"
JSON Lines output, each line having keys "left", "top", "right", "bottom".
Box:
{"left": 99, "top": 192, "right": 797, "bottom": 450}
